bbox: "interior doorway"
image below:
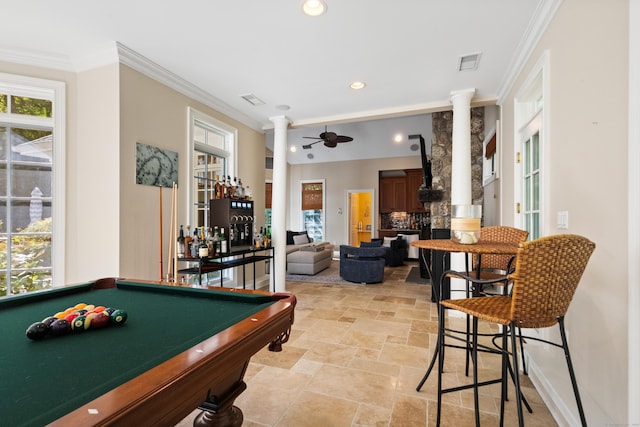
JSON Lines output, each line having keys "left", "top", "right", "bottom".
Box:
{"left": 346, "top": 190, "right": 374, "bottom": 246}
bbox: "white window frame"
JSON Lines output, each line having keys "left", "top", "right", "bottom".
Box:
{"left": 513, "top": 51, "right": 550, "bottom": 236}
{"left": 0, "top": 72, "right": 66, "bottom": 288}
{"left": 299, "top": 178, "right": 326, "bottom": 241}
{"left": 187, "top": 107, "right": 237, "bottom": 227}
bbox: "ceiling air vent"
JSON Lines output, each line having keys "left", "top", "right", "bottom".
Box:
{"left": 240, "top": 93, "right": 265, "bottom": 106}
{"left": 457, "top": 52, "right": 481, "bottom": 72}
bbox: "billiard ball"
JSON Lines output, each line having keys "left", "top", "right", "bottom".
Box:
{"left": 104, "top": 307, "right": 116, "bottom": 315}
{"left": 26, "top": 322, "right": 49, "bottom": 340}
{"left": 42, "top": 316, "right": 57, "bottom": 328}
{"left": 71, "top": 315, "right": 87, "bottom": 333}
{"left": 64, "top": 313, "right": 79, "bottom": 323}
{"left": 75, "top": 309, "right": 88, "bottom": 315}
{"left": 109, "top": 309, "right": 128, "bottom": 326}
{"left": 90, "top": 312, "right": 110, "bottom": 329}
{"left": 50, "top": 319, "right": 71, "bottom": 336}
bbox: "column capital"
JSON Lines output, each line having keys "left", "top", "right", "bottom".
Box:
{"left": 269, "top": 115, "right": 291, "bottom": 128}
{"left": 450, "top": 88, "right": 476, "bottom": 105}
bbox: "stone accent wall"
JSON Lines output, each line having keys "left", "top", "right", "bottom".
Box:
{"left": 429, "top": 107, "right": 485, "bottom": 230}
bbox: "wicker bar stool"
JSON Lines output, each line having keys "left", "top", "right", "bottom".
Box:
{"left": 436, "top": 234, "right": 595, "bottom": 427}
{"left": 449, "top": 226, "right": 529, "bottom": 377}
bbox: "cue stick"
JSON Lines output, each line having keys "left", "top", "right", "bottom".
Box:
{"left": 159, "top": 185, "right": 164, "bottom": 281}
{"left": 166, "top": 183, "right": 175, "bottom": 280}
{"left": 173, "top": 183, "right": 178, "bottom": 283}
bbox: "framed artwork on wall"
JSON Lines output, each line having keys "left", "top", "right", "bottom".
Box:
{"left": 135, "top": 142, "right": 178, "bottom": 188}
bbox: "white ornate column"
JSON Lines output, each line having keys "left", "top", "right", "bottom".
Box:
{"left": 450, "top": 88, "right": 475, "bottom": 205}
{"left": 269, "top": 115, "right": 291, "bottom": 292}
{"left": 449, "top": 88, "right": 476, "bottom": 304}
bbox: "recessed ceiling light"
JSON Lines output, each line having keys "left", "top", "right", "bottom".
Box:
{"left": 349, "top": 81, "right": 366, "bottom": 90}
{"left": 301, "top": 0, "right": 327, "bottom": 16}
{"left": 393, "top": 133, "right": 403, "bottom": 143}
{"left": 290, "top": 146, "right": 297, "bottom": 153}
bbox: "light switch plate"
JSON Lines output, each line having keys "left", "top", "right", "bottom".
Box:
{"left": 557, "top": 211, "right": 569, "bottom": 229}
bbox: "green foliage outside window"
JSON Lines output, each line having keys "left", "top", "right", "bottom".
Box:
{"left": 0, "top": 217, "right": 53, "bottom": 296}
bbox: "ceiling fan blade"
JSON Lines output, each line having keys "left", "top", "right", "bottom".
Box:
{"left": 303, "top": 136, "right": 322, "bottom": 140}
{"left": 335, "top": 135, "right": 353, "bottom": 143}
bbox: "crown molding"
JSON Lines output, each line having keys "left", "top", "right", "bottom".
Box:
{"left": 496, "top": 0, "right": 563, "bottom": 105}
{"left": 0, "top": 42, "right": 263, "bottom": 132}
{"left": 0, "top": 45, "right": 75, "bottom": 71}
{"left": 115, "top": 43, "right": 263, "bottom": 131}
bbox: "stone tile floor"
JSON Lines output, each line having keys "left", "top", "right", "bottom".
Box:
{"left": 178, "top": 262, "right": 557, "bottom": 426}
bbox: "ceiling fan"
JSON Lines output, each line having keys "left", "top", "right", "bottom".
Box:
{"left": 302, "top": 126, "right": 353, "bottom": 149}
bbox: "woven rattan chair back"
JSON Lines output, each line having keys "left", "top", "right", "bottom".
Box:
{"left": 473, "top": 226, "right": 529, "bottom": 272}
{"left": 509, "top": 234, "right": 595, "bottom": 329}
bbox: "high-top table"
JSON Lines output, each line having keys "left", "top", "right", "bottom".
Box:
{"left": 410, "top": 239, "right": 520, "bottom": 390}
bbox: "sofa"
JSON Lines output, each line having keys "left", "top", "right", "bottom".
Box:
{"left": 285, "top": 230, "right": 332, "bottom": 254}
{"left": 339, "top": 245, "right": 386, "bottom": 284}
{"left": 361, "top": 236, "right": 408, "bottom": 267}
{"left": 285, "top": 231, "right": 333, "bottom": 274}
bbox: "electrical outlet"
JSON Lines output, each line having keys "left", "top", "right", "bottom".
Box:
{"left": 557, "top": 211, "right": 569, "bottom": 229}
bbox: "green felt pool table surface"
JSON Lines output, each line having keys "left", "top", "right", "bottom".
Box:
{"left": 0, "top": 278, "right": 296, "bottom": 427}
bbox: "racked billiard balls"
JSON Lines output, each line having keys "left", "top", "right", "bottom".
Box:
{"left": 50, "top": 319, "right": 71, "bottom": 336}
{"left": 26, "top": 322, "right": 49, "bottom": 340}
{"left": 109, "top": 309, "right": 128, "bottom": 326}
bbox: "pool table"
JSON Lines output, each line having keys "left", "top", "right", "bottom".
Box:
{"left": 0, "top": 278, "right": 296, "bottom": 427}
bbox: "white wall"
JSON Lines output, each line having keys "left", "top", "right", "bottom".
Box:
{"left": 288, "top": 156, "right": 422, "bottom": 248}
{"left": 499, "top": 0, "right": 629, "bottom": 424}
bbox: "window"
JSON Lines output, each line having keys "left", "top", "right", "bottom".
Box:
{"left": 188, "top": 108, "right": 236, "bottom": 283}
{"left": 301, "top": 180, "right": 325, "bottom": 241}
{"left": 522, "top": 124, "right": 541, "bottom": 239}
{"left": 514, "top": 51, "right": 549, "bottom": 240}
{"left": 0, "top": 73, "right": 65, "bottom": 296}
{"left": 265, "top": 181, "right": 272, "bottom": 232}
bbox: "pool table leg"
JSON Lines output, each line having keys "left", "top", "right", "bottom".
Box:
{"left": 193, "top": 405, "right": 243, "bottom": 427}
{"left": 194, "top": 381, "right": 247, "bottom": 427}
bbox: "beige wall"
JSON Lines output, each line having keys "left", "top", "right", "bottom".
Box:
{"left": 118, "top": 65, "right": 266, "bottom": 281}
{"left": 288, "top": 156, "right": 422, "bottom": 247}
{"left": 499, "top": 0, "right": 629, "bottom": 424}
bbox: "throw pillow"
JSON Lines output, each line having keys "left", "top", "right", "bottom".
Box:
{"left": 293, "top": 234, "right": 310, "bottom": 245}
{"left": 383, "top": 236, "right": 396, "bottom": 247}
{"left": 286, "top": 230, "right": 307, "bottom": 245}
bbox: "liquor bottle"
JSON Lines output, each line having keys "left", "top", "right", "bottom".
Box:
{"left": 212, "top": 227, "right": 220, "bottom": 256}
{"left": 221, "top": 176, "right": 228, "bottom": 198}
{"left": 207, "top": 227, "right": 215, "bottom": 255}
{"left": 225, "top": 175, "right": 232, "bottom": 198}
{"left": 235, "top": 178, "right": 244, "bottom": 199}
{"left": 199, "top": 231, "right": 209, "bottom": 258}
{"left": 232, "top": 177, "right": 238, "bottom": 199}
{"left": 220, "top": 228, "right": 227, "bottom": 253}
{"left": 177, "top": 225, "right": 185, "bottom": 258}
{"left": 191, "top": 229, "right": 199, "bottom": 258}
{"left": 184, "top": 225, "right": 193, "bottom": 256}
{"left": 214, "top": 175, "right": 222, "bottom": 199}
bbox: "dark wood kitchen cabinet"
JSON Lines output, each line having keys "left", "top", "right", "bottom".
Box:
{"left": 379, "top": 177, "right": 406, "bottom": 212}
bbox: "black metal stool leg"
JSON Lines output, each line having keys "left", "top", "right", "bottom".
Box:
{"left": 558, "top": 318, "right": 588, "bottom": 427}
{"left": 472, "top": 317, "right": 480, "bottom": 426}
{"left": 509, "top": 321, "right": 525, "bottom": 427}
{"left": 436, "top": 302, "right": 446, "bottom": 427}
